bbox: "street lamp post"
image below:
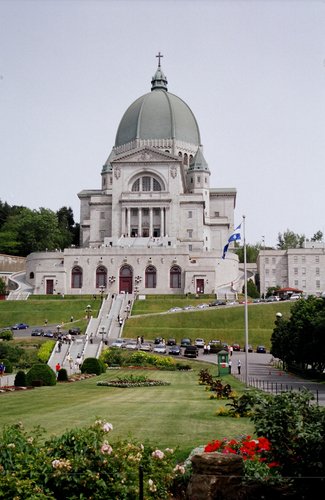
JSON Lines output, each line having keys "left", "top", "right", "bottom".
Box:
{"left": 99, "top": 285, "right": 105, "bottom": 304}
{"left": 101, "top": 326, "right": 105, "bottom": 343}
{"left": 56, "top": 325, "right": 61, "bottom": 338}
{"left": 86, "top": 305, "right": 92, "bottom": 320}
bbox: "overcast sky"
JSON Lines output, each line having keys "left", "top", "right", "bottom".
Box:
{"left": 1, "top": 0, "right": 324, "bottom": 247}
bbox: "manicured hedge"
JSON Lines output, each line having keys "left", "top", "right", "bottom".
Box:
{"left": 26, "top": 363, "right": 56, "bottom": 386}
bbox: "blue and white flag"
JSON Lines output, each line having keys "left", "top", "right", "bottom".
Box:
{"left": 222, "top": 224, "right": 241, "bottom": 259}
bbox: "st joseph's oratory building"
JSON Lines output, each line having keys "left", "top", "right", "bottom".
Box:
{"left": 26, "top": 57, "right": 240, "bottom": 297}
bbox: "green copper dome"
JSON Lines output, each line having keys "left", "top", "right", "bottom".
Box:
{"left": 115, "top": 62, "right": 201, "bottom": 148}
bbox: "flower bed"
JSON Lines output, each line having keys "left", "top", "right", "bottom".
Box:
{"left": 0, "top": 386, "right": 35, "bottom": 394}
{"left": 97, "top": 374, "right": 171, "bottom": 388}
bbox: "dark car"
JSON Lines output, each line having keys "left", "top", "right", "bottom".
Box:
{"left": 180, "top": 338, "right": 191, "bottom": 347}
{"left": 209, "top": 300, "right": 226, "bottom": 307}
{"left": 184, "top": 345, "right": 198, "bottom": 358}
{"left": 208, "top": 340, "right": 222, "bottom": 353}
{"left": 31, "top": 328, "right": 44, "bottom": 336}
{"left": 154, "top": 337, "right": 163, "bottom": 344}
{"left": 167, "top": 338, "right": 176, "bottom": 346}
{"left": 256, "top": 345, "right": 267, "bottom": 353}
{"left": 11, "top": 323, "right": 29, "bottom": 330}
{"left": 243, "top": 344, "right": 253, "bottom": 352}
{"left": 168, "top": 345, "right": 181, "bottom": 355}
{"left": 69, "top": 327, "right": 81, "bottom": 335}
{"left": 43, "top": 330, "right": 54, "bottom": 338}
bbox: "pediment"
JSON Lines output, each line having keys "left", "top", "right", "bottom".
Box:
{"left": 112, "top": 147, "right": 179, "bottom": 164}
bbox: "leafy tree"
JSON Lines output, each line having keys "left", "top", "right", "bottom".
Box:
{"left": 271, "top": 296, "right": 325, "bottom": 374}
{"left": 311, "top": 230, "right": 323, "bottom": 242}
{"left": 235, "top": 243, "right": 261, "bottom": 263}
{"left": 266, "top": 286, "right": 280, "bottom": 298}
{"left": 277, "top": 229, "right": 305, "bottom": 249}
{"left": 242, "top": 279, "right": 259, "bottom": 299}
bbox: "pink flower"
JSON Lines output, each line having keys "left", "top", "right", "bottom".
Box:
{"left": 100, "top": 443, "right": 113, "bottom": 455}
{"left": 152, "top": 449, "right": 165, "bottom": 459}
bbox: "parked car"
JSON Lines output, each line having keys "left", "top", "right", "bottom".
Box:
{"left": 31, "top": 328, "right": 44, "bottom": 337}
{"left": 266, "top": 296, "right": 278, "bottom": 302}
{"left": 69, "top": 327, "right": 81, "bottom": 335}
{"left": 153, "top": 344, "right": 167, "bottom": 354}
{"left": 256, "top": 345, "right": 267, "bottom": 353}
{"left": 196, "top": 303, "right": 209, "bottom": 309}
{"left": 243, "top": 344, "right": 253, "bottom": 352}
{"left": 208, "top": 340, "right": 223, "bottom": 353}
{"left": 11, "top": 323, "right": 29, "bottom": 330}
{"left": 180, "top": 338, "right": 192, "bottom": 347}
{"left": 125, "top": 340, "right": 138, "bottom": 350}
{"left": 195, "top": 338, "right": 205, "bottom": 348}
{"left": 209, "top": 300, "right": 226, "bottom": 307}
{"left": 184, "top": 345, "right": 198, "bottom": 358}
{"left": 111, "top": 339, "right": 126, "bottom": 348}
{"left": 168, "top": 345, "right": 181, "bottom": 355}
{"left": 154, "top": 337, "right": 163, "bottom": 344}
{"left": 232, "top": 343, "right": 241, "bottom": 351}
{"left": 168, "top": 307, "right": 183, "bottom": 312}
{"left": 43, "top": 330, "right": 54, "bottom": 338}
{"left": 290, "top": 294, "right": 301, "bottom": 300}
{"left": 139, "top": 342, "right": 152, "bottom": 352}
{"left": 183, "top": 305, "right": 195, "bottom": 311}
{"left": 167, "top": 338, "right": 176, "bottom": 346}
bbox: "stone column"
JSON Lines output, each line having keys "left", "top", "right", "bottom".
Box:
{"left": 187, "top": 452, "right": 244, "bottom": 500}
{"left": 149, "top": 207, "right": 153, "bottom": 237}
{"left": 138, "top": 208, "right": 142, "bottom": 237}
{"left": 127, "top": 208, "right": 131, "bottom": 237}
{"left": 160, "top": 207, "right": 165, "bottom": 237}
{"left": 122, "top": 207, "right": 126, "bottom": 236}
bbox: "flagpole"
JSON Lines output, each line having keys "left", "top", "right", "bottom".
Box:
{"left": 243, "top": 215, "right": 249, "bottom": 388}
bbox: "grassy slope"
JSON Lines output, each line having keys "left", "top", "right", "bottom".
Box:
{"left": 0, "top": 365, "right": 252, "bottom": 458}
{"left": 125, "top": 301, "right": 292, "bottom": 350}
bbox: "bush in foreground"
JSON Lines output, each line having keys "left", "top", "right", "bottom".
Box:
{"left": 26, "top": 363, "right": 56, "bottom": 386}
{"left": 0, "top": 420, "right": 184, "bottom": 499}
{"left": 81, "top": 357, "right": 106, "bottom": 375}
{"left": 14, "top": 370, "right": 27, "bottom": 387}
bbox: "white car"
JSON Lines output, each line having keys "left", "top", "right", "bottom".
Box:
{"left": 195, "top": 338, "right": 205, "bottom": 348}
{"left": 196, "top": 303, "right": 209, "bottom": 309}
{"left": 153, "top": 344, "right": 167, "bottom": 354}
{"left": 124, "top": 340, "right": 138, "bottom": 350}
{"left": 139, "top": 342, "right": 152, "bottom": 352}
{"left": 168, "top": 307, "right": 183, "bottom": 312}
{"left": 111, "top": 339, "right": 126, "bottom": 348}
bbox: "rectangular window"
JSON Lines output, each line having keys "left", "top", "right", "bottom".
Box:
{"left": 316, "top": 280, "right": 320, "bottom": 289}
{"left": 265, "top": 258, "right": 269, "bottom": 264}
{"left": 272, "top": 257, "right": 276, "bottom": 264}
{"left": 142, "top": 176, "right": 151, "bottom": 191}
{"left": 197, "top": 176, "right": 200, "bottom": 183}
{"left": 187, "top": 229, "right": 193, "bottom": 238}
{"left": 188, "top": 211, "right": 192, "bottom": 218}
{"left": 142, "top": 208, "right": 149, "bottom": 216}
{"left": 302, "top": 280, "right": 306, "bottom": 288}
{"left": 302, "top": 267, "right": 306, "bottom": 275}
{"left": 302, "top": 256, "right": 306, "bottom": 263}
{"left": 294, "top": 267, "right": 298, "bottom": 275}
{"left": 294, "top": 256, "right": 298, "bottom": 263}
{"left": 294, "top": 280, "right": 299, "bottom": 287}
{"left": 316, "top": 267, "right": 320, "bottom": 276}
{"left": 189, "top": 244, "right": 193, "bottom": 251}
{"left": 100, "top": 212, "right": 105, "bottom": 219}
{"left": 214, "top": 211, "right": 219, "bottom": 217}
{"left": 265, "top": 269, "right": 269, "bottom": 275}
{"left": 316, "top": 256, "right": 320, "bottom": 263}
{"left": 131, "top": 208, "right": 138, "bottom": 217}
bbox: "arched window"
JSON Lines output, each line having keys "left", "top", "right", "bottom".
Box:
{"left": 131, "top": 176, "right": 162, "bottom": 192}
{"left": 183, "top": 153, "right": 188, "bottom": 166}
{"left": 96, "top": 266, "right": 107, "bottom": 288}
{"left": 145, "top": 265, "right": 157, "bottom": 288}
{"left": 29, "top": 272, "right": 34, "bottom": 279}
{"left": 170, "top": 265, "right": 181, "bottom": 288}
{"left": 71, "top": 266, "right": 83, "bottom": 289}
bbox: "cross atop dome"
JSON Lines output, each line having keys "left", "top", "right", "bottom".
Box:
{"left": 156, "top": 51, "right": 163, "bottom": 68}
{"left": 151, "top": 52, "right": 168, "bottom": 91}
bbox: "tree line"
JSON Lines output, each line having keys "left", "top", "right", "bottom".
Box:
{"left": 0, "top": 200, "right": 79, "bottom": 257}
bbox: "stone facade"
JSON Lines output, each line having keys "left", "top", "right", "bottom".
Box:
{"left": 25, "top": 60, "right": 240, "bottom": 296}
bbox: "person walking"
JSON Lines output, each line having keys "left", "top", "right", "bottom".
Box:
{"left": 55, "top": 362, "right": 61, "bottom": 378}
{"left": 237, "top": 359, "right": 241, "bottom": 375}
{"left": 228, "top": 359, "right": 232, "bottom": 374}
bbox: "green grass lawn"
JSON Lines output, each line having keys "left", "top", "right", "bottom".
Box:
{"left": 125, "top": 301, "right": 292, "bottom": 350}
{"left": 0, "top": 363, "right": 253, "bottom": 459}
{"left": 0, "top": 297, "right": 101, "bottom": 332}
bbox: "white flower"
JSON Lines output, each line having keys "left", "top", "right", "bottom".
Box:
{"left": 7, "top": 443, "right": 15, "bottom": 449}
{"left": 148, "top": 479, "right": 157, "bottom": 492}
{"left": 102, "top": 422, "right": 113, "bottom": 433}
{"left": 152, "top": 449, "right": 165, "bottom": 460}
{"left": 165, "top": 447, "right": 174, "bottom": 454}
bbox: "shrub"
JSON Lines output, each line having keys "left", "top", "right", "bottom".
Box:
{"left": 81, "top": 357, "right": 105, "bottom": 375}
{"left": 100, "top": 347, "right": 130, "bottom": 366}
{"left": 0, "top": 329, "right": 13, "bottom": 341}
{"left": 0, "top": 358, "right": 12, "bottom": 373}
{"left": 14, "top": 370, "right": 27, "bottom": 386}
{"left": 37, "top": 341, "right": 55, "bottom": 363}
{"left": 57, "top": 368, "right": 68, "bottom": 382}
{"left": 26, "top": 363, "right": 57, "bottom": 386}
